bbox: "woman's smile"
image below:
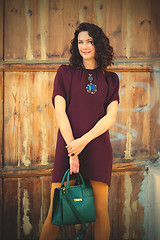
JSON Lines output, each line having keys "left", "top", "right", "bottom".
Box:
{"left": 82, "top": 51, "right": 91, "bottom": 54}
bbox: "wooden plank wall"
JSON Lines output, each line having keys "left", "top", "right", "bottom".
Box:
{"left": 0, "top": 0, "right": 160, "bottom": 239}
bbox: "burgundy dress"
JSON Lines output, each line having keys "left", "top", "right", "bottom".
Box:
{"left": 52, "top": 65, "right": 119, "bottom": 186}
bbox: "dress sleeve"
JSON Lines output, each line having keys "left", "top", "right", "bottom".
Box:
{"left": 105, "top": 72, "right": 120, "bottom": 108}
{"left": 52, "top": 65, "right": 67, "bottom": 107}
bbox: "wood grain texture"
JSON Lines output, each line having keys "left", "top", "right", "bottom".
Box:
{"left": 110, "top": 71, "right": 152, "bottom": 159}
{"left": 0, "top": 60, "right": 156, "bottom": 72}
{"left": 0, "top": 72, "right": 3, "bottom": 169}
{"left": 1, "top": 1, "right": 160, "bottom": 239}
{"left": 150, "top": 0, "right": 160, "bottom": 57}
{"left": 5, "top": 0, "right": 27, "bottom": 60}
{"left": 0, "top": 0, "right": 3, "bottom": 61}
{"left": 0, "top": 179, "right": 2, "bottom": 240}
{"left": 62, "top": 0, "right": 79, "bottom": 59}
{"left": 3, "top": 176, "right": 51, "bottom": 240}
{"left": 1, "top": 171, "right": 147, "bottom": 240}
{"left": 150, "top": 70, "right": 160, "bottom": 155}
{"left": 3, "top": 72, "right": 57, "bottom": 168}
{"left": 1, "top": 67, "right": 160, "bottom": 167}
{"left": 48, "top": 0, "right": 64, "bottom": 58}
{"left": 3, "top": 0, "right": 160, "bottom": 61}
{"left": 109, "top": 171, "right": 145, "bottom": 240}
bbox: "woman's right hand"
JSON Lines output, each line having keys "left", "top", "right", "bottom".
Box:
{"left": 69, "top": 155, "right": 80, "bottom": 174}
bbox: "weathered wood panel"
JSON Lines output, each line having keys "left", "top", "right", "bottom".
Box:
{"left": 0, "top": 179, "right": 2, "bottom": 240}
{"left": 3, "top": 176, "right": 51, "bottom": 240}
{"left": 109, "top": 171, "right": 145, "bottom": 240}
{"left": 128, "top": 0, "right": 151, "bottom": 58}
{"left": 62, "top": 0, "right": 80, "bottom": 59}
{"left": 5, "top": 0, "right": 27, "bottom": 60}
{"left": 104, "top": 0, "right": 122, "bottom": 58}
{"left": 0, "top": 72, "right": 3, "bottom": 169}
{"left": 110, "top": 71, "right": 153, "bottom": 159}
{"left": 150, "top": 68, "right": 160, "bottom": 155}
{"left": 3, "top": 72, "right": 58, "bottom": 168}
{"left": 1, "top": 171, "right": 150, "bottom": 240}
{"left": 92, "top": 0, "right": 105, "bottom": 28}
{"left": 1, "top": 0, "right": 160, "bottom": 240}
{"left": 78, "top": 0, "right": 93, "bottom": 23}
{"left": 48, "top": 0, "right": 64, "bottom": 59}
{"left": 2, "top": 68, "right": 160, "bottom": 168}
{"left": 150, "top": 0, "right": 160, "bottom": 57}
{"left": 3, "top": 69, "right": 159, "bottom": 169}
{"left": 0, "top": 0, "right": 3, "bottom": 61}
{"left": 3, "top": 178, "right": 18, "bottom": 239}
{"left": 4, "top": 0, "right": 160, "bottom": 61}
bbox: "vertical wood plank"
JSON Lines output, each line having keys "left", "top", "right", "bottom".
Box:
{"left": 150, "top": 0, "right": 160, "bottom": 57}
{"left": 47, "top": 0, "right": 64, "bottom": 58}
{"left": 3, "top": 176, "right": 51, "bottom": 240}
{"left": 0, "top": 0, "right": 3, "bottom": 60}
{"left": 109, "top": 172, "right": 124, "bottom": 240}
{"left": 33, "top": 176, "right": 51, "bottom": 238}
{"left": 129, "top": 0, "right": 151, "bottom": 58}
{"left": 104, "top": 0, "right": 122, "bottom": 58}
{"left": 0, "top": 72, "right": 3, "bottom": 168}
{"left": 121, "top": 0, "right": 133, "bottom": 59}
{"left": 110, "top": 71, "right": 128, "bottom": 158}
{"left": 0, "top": 179, "right": 2, "bottom": 240}
{"left": 130, "top": 72, "right": 151, "bottom": 157}
{"left": 18, "top": 176, "right": 51, "bottom": 239}
{"left": 109, "top": 171, "right": 145, "bottom": 240}
{"left": 111, "top": 72, "right": 133, "bottom": 159}
{"left": 5, "top": 0, "right": 27, "bottom": 60}
{"left": 24, "top": 0, "right": 35, "bottom": 60}
{"left": 4, "top": 72, "right": 57, "bottom": 168}
{"left": 111, "top": 71, "right": 151, "bottom": 159}
{"left": 92, "top": 0, "right": 105, "bottom": 28}
{"left": 150, "top": 69, "right": 160, "bottom": 155}
{"left": 62, "top": 0, "right": 80, "bottom": 59}
{"left": 78, "top": 0, "right": 93, "bottom": 23}
{"left": 30, "top": 0, "right": 49, "bottom": 60}
{"left": 3, "top": 178, "right": 18, "bottom": 239}
{"left": 122, "top": 0, "right": 152, "bottom": 58}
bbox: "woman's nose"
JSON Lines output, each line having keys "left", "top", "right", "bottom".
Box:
{"left": 82, "top": 43, "right": 88, "bottom": 49}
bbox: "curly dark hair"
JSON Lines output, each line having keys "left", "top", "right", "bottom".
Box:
{"left": 69, "top": 22, "right": 114, "bottom": 71}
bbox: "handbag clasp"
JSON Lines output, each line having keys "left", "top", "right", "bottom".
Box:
{"left": 74, "top": 198, "right": 82, "bottom": 202}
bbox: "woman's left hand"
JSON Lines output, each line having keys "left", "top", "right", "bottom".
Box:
{"left": 66, "top": 136, "right": 88, "bottom": 157}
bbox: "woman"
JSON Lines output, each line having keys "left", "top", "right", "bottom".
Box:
{"left": 40, "top": 22, "right": 119, "bottom": 240}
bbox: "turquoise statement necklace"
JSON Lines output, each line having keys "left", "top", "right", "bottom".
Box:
{"left": 83, "top": 66, "right": 97, "bottom": 94}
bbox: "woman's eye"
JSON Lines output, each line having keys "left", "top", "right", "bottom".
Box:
{"left": 88, "top": 40, "right": 93, "bottom": 44}
{"left": 78, "top": 41, "right": 83, "bottom": 44}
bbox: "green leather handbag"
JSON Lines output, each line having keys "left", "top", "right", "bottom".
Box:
{"left": 51, "top": 169, "right": 96, "bottom": 239}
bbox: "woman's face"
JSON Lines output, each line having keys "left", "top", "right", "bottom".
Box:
{"left": 78, "top": 31, "right": 96, "bottom": 62}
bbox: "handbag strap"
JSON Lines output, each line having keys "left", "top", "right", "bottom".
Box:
{"left": 63, "top": 191, "right": 86, "bottom": 227}
{"left": 62, "top": 191, "right": 87, "bottom": 240}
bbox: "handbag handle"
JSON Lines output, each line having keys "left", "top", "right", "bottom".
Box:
{"left": 61, "top": 169, "right": 85, "bottom": 189}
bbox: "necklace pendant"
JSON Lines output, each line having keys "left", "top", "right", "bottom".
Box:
{"left": 86, "top": 82, "right": 97, "bottom": 94}
{"left": 88, "top": 74, "right": 93, "bottom": 82}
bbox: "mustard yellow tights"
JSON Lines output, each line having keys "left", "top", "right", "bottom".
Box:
{"left": 39, "top": 180, "right": 110, "bottom": 240}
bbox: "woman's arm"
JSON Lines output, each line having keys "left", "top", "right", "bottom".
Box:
{"left": 54, "top": 95, "right": 74, "bottom": 145}
{"left": 54, "top": 95, "right": 79, "bottom": 174}
{"left": 66, "top": 100, "right": 118, "bottom": 156}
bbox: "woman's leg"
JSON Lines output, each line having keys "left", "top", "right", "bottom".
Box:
{"left": 40, "top": 179, "right": 76, "bottom": 240}
{"left": 90, "top": 180, "right": 110, "bottom": 240}
{"left": 39, "top": 182, "right": 60, "bottom": 240}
